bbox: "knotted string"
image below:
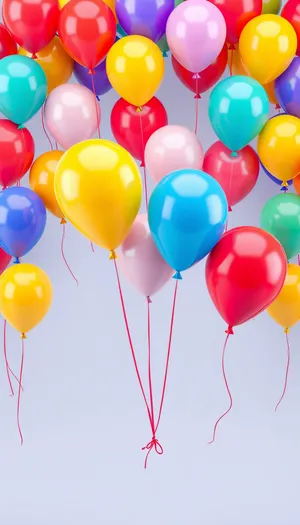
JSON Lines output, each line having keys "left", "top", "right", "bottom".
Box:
{"left": 17, "top": 335, "right": 26, "bottom": 445}
{"left": 275, "top": 328, "right": 291, "bottom": 412}
{"left": 139, "top": 112, "right": 148, "bottom": 210}
{"left": 90, "top": 72, "right": 101, "bottom": 139}
{"left": 208, "top": 326, "right": 234, "bottom": 444}
{"left": 60, "top": 220, "right": 78, "bottom": 286}
{"left": 41, "top": 105, "right": 53, "bottom": 150}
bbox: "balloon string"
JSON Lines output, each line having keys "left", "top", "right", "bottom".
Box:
{"left": 55, "top": 142, "right": 58, "bottom": 150}
{"left": 17, "top": 337, "right": 25, "bottom": 446}
{"left": 208, "top": 329, "right": 233, "bottom": 444}
{"left": 41, "top": 105, "right": 53, "bottom": 150}
{"left": 147, "top": 296, "right": 155, "bottom": 432}
{"left": 90, "top": 241, "right": 95, "bottom": 253}
{"left": 139, "top": 114, "right": 148, "bottom": 210}
{"left": 90, "top": 74, "right": 101, "bottom": 138}
{"left": 61, "top": 222, "right": 78, "bottom": 286}
{"left": 16, "top": 180, "right": 20, "bottom": 187}
{"left": 194, "top": 78, "right": 199, "bottom": 135}
{"left": 4, "top": 319, "right": 14, "bottom": 396}
{"left": 229, "top": 48, "right": 234, "bottom": 76}
{"left": 298, "top": 254, "right": 300, "bottom": 266}
{"left": 275, "top": 330, "right": 291, "bottom": 412}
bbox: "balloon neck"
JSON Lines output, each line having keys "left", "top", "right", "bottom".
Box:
{"left": 282, "top": 186, "right": 288, "bottom": 193}
{"left": 31, "top": 53, "right": 37, "bottom": 59}
{"left": 96, "top": 95, "right": 100, "bottom": 102}
{"left": 228, "top": 44, "right": 235, "bottom": 51}
{"left": 284, "top": 328, "right": 290, "bottom": 334}
{"left": 14, "top": 258, "right": 20, "bottom": 264}
{"left": 192, "top": 73, "right": 200, "bottom": 79}
{"left": 17, "top": 124, "right": 25, "bottom": 130}
{"left": 225, "top": 325, "right": 234, "bottom": 335}
{"left": 2, "top": 186, "right": 7, "bottom": 191}
{"left": 162, "top": 51, "right": 168, "bottom": 58}
{"left": 172, "top": 271, "right": 182, "bottom": 280}
{"left": 109, "top": 249, "right": 117, "bottom": 260}
{"left": 60, "top": 217, "right": 67, "bottom": 224}
{"left": 231, "top": 151, "right": 238, "bottom": 158}
{"left": 140, "top": 160, "right": 145, "bottom": 168}
{"left": 136, "top": 106, "right": 143, "bottom": 113}
{"left": 146, "top": 296, "right": 152, "bottom": 304}
{"left": 88, "top": 69, "right": 95, "bottom": 75}
{"left": 228, "top": 205, "right": 232, "bottom": 212}
{"left": 275, "top": 103, "right": 280, "bottom": 110}
{"left": 20, "top": 332, "right": 27, "bottom": 340}
{"left": 194, "top": 93, "right": 201, "bottom": 99}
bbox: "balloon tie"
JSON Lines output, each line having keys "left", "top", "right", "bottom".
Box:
{"left": 109, "top": 249, "right": 117, "bottom": 260}
{"left": 14, "top": 258, "right": 20, "bottom": 264}
{"left": 90, "top": 73, "right": 101, "bottom": 138}
{"left": 90, "top": 241, "right": 95, "bottom": 253}
{"left": 136, "top": 106, "right": 143, "bottom": 113}
{"left": 208, "top": 327, "right": 233, "bottom": 444}
{"left": 17, "top": 124, "right": 25, "bottom": 130}
{"left": 275, "top": 103, "right": 280, "bottom": 110}
{"left": 194, "top": 77, "right": 200, "bottom": 135}
{"left": 231, "top": 151, "right": 238, "bottom": 158}
{"left": 162, "top": 51, "right": 168, "bottom": 58}
{"left": 96, "top": 95, "right": 100, "bottom": 102}
{"left": 41, "top": 105, "right": 53, "bottom": 150}
{"left": 172, "top": 271, "right": 182, "bottom": 280}
{"left": 228, "top": 205, "right": 232, "bottom": 212}
{"left": 275, "top": 329, "right": 291, "bottom": 412}
{"left": 17, "top": 336, "right": 25, "bottom": 445}
{"left": 194, "top": 93, "right": 201, "bottom": 100}
{"left": 192, "top": 73, "right": 200, "bottom": 79}
{"left": 60, "top": 217, "right": 66, "bottom": 224}
{"left": 60, "top": 222, "right": 78, "bottom": 286}
{"left": 281, "top": 181, "right": 288, "bottom": 188}
{"left": 139, "top": 114, "right": 148, "bottom": 210}
{"left": 88, "top": 68, "right": 95, "bottom": 75}
{"left": 31, "top": 53, "right": 37, "bottom": 59}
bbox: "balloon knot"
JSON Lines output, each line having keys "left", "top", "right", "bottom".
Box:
{"left": 60, "top": 217, "right": 67, "bottom": 224}
{"left": 192, "top": 73, "right": 200, "bottom": 79}
{"left": 162, "top": 51, "right": 168, "bottom": 58}
{"left": 20, "top": 333, "right": 27, "bottom": 340}
{"left": 17, "top": 124, "right": 25, "bottom": 130}
{"left": 140, "top": 160, "right": 145, "bottom": 168}
{"left": 225, "top": 325, "right": 234, "bottom": 335}
{"left": 172, "top": 271, "right": 182, "bottom": 280}
{"left": 31, "top": 53, "right": 37, "bottom": 59}
{"left": 228, "top": 205, "right": 232, "bottom": 212}
{"left": 284, "top": 328, "right": 290, "bottom": 334}
{"left": 231, "top": 151, "right": 238, "bottom": 158}
{"left": 194, "top": 93, "right": 201, "bottom": 99}
{"left": 142, "top": 435, "right": 163, "bottom": 468}
{"left": 146, "top": 296, "right": 152, "bottom": 304}
{"left": 281, "top": 181, "right": 288, "bottom": 188}
{"left": 13, "top": 258, "right": 20, "bottom": 264}
{"left": 88, "top": 69, "right": 95, "bottom": 75}
{"left": 96, "top": 95, "right": 100, "bottom": 102}
{"left": 275, "top": 103, "right": 280, "bottom": 110}
{"left": 109, "top": 249, "right": 117, "bottom": 260}
{"left": 136, "top": 106, "right": 143, "bottom": 113}
{"left": 228, "top": 44, "right": 235, "bottom": 50}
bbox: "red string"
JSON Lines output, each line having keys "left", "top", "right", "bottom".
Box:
{"left": 41, "top": 105, "right": 53, "bottom": 150}
{"left": 3, "top": 320, "right": 23, "bottom": 396}
{"left": 55, "top": 142, "right": 58, "bottom": 150}
{"left": 208, "top": 327, "right": 233, "bottom": 444}
{"left": 147, "top": 296, "right": 155, "bottom": 432}
{"left": 90, "top": 73, "right": 101, "bottom": 138}
{"left": 139, "top": 114, "right": 148, "bottom": 210}
{"left": 298, "top": 254, "right": 300, "bottom": 266}
{"left": 17, "top": 337, "right": 25, "bottom": 446}
{"left": 90, "top": 241, "right": 95, "bottom": 253}
{"left": 229, "top": 48, "right": 234, "bottom": 75}
{"left": 61, "top": 222, "right": 78, "bottom": 286}
{"left": 275, "top": 330, "right": 291, "bottom": 412}
{"left": 194, "top": 78, "right": 200, "bottom": 136}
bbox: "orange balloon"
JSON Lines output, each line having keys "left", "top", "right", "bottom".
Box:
{"left": 19, "top": 37, "right": 73, "bottom": 95}
{"left": 29, "top": 150, "right": 65, "bottom": 220}
{"left": 293, "top": 174, "right": 300, "bottom": 195}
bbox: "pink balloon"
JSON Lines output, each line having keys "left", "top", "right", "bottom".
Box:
{"left": 203, "top": 141, "right": 259, "bottom": 209}
{"left": 44, "top": 84, "right": 100, "bottom": 150}
{"left": 118, "top": 214, "right": 173, "bottom": 298}
{"left": 145, "top": 125, "right": 204, "bottom": 184}
{"left": 166, "top": 0, "right": 226, "bottom": 75}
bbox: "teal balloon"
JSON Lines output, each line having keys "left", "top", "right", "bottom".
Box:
{"left": 0, "top": 55, "right": 47, "bottom": 126}
{"left": 209, "top": 75, "right": 269, "bottom": 154}
{"left": 260, "top": 193, "right": 300, "bottom": 260}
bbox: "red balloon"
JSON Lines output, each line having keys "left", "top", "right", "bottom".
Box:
{"left": 0, "top": 23, "right": 17, "bottom": 59}
{"left": 2, "top": 0, "right": 59, "bottom": 56}
{"left": 203, "top": 142, "right": 259, "bottom": 210}
{"left": 111, "top": 97, "right": 168, "bottom": 165}
{"left": 172, "top": 44, "right": 228, "bottom": 97}
{"left": 0, "top": 247, "right": 11, "bottom": 275}
{"left": 207, "top": 0, "right": 262, "bottom": 46}
{"left": 282, "top": 0, "right": 300, "bottom": 56}
{"left": 0, "top": 120, "right": 35, "bottom": 189}
{"left": 206, "top": 226, "right": 287, "bottom": 330}
{"left": 58, "top": 0, "right": 116, "bottom": 71}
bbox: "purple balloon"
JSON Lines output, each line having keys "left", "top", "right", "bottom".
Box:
{"left": 115, "top": 0, "right": 174, "bottom": 42}
{"left": 275, "top": 57, "right": 300, "bottom": 119}
{"left": 73, "top": 60, "right": 112, "bottom": 99}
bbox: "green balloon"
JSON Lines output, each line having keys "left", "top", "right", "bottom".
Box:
{"left": 262, "top": 0, "right": 281, "bottom": 15}
{"left": 260, "top": 193, "right": 300, "bottom": 260}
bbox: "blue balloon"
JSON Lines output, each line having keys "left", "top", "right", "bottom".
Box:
{"left": 275, "top": 57, "right": 300, "bottom": 119}
{"left": 209, "top": 75, "right": 269, "bottom": 154}
{"left": 261, "top": 162, "right": 292, "bottom": 188}
{"left": 148, "top": 169, "right": 228, "bottom": 278}
{"left": 0, "top": 187, "right": 47, "bottom": 260}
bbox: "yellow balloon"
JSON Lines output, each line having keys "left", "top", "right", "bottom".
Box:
{"left": 267, "top": 264, "right": 300, "bottom": 330}
{"left": 106, "top": 35, "right": 164, "bottom": 108}
{"left": 0, "top": 264, "right": 52, "bottom": 337}
{"left": 239, "top": 14, "right": 297, "bottom": 84}
{"left": 19, "top": 37, "right": 73, "bottom": 95}
{"left": 55, "top": 139, "right": 142, "bottom": 254}
{"left": 29, "top": 151, "right": 65, "bottom": 221}
{"left": 58, "top": 0, "right": 117, "bottom": 18}
{"left": 258, "top": 114, "right": 300, "bottom": 185}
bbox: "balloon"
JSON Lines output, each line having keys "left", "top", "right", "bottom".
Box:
{"left": 0, "top": 55, "right": 47, "bottom": 126}
{"left": 0, "top": 120, "right": 35, "bottom": 189}
{"left": 0, "top": 187, "right": 47, "bottom": 260}
{"left": 145, "top": 126, "right": 204, "bottom": 184}
{"left": 148, "top": 169, "right": 228, "bottom": 276}
{"left": 44, "top": 84, "right": 100, "bottom": 150}
{"left": 171, "top": 44, "right": 228, "bottom": 96}
{"left": 0, "top": 23, "right": 17, "bottom": 59}
{"left": 262, "top": 0, "right": 281, "bottom": 14}
{"left": 260, "top": 193, "right": 300, "bottom": 260}
{"left": 205, "top": 226, "right": 287, "bottom": 328}
{"left": 55, "top": 140, "right": 142, "bottom": 252}
{"left": 257, "top": 114, "right": 300, "bottom": 184}
{"left": 166, "top": 0, "right": 226, "bottom": 75}
{"left": 106, "top": 35, "right": 164, "bottom": 108}
{"left": 118, "top": 213, "right": 173, "bottom": 297}
{"left": 29, "top": 151, "right": 64, "bottom": 220}
{"left": 0, "top": 248, "right": 11, "bottom": 275}
{"left": 203, "top": 142, "right": 259, "bottom": 208}
{"left": 293, "top": 173, "right": 300, "bottom": 195}
{"left": 0, "top": 263, "right": 52, "bottom": 336}
{"left": 19, "top": 37, "right": 74, "bottom": 95}
{"left": 2, "top": 0, "right": 59, "bottom": 57}
{"left": 208, "top": 76, "right": 269, "bottom": 153}
{"left": 111, "top": 97, "right": 168, "bottom": 164}
{"left": 281, "top": 0, "right": 300, "bottom": 56}
{"left": 261, "top": 161, "right": 292, "bottom": 187}
{"left": 239, "top": 14, "right": 297, "bottom": 84}
{"left": 207, "top": 0, "right": 262, "bottom": 46}
{"left": 275, "top": 57, "right": 300, "bottom": 119}
{"left": 58, "top": 0, "right": 116, "bottom": 71}
{"left": 116, "top": 0, "right": 173, "bottom": 42}
{"left": 59, "top": 0, "right": 117, "bottom": 17}
{"left": 267, "top": 264, "right": 300, "bottom": 330}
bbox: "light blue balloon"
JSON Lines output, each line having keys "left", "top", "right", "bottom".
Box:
{"left": 0, "top": 55, "right": 47, "bottom": 126}
{"left": 148, "top": 169, "right": 228, "bottom": 278}
{"left": 208, "top": 75, "right": 269, "bottom": 155}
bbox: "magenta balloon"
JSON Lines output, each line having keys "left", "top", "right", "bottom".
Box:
{"left": 118, "top": 214, "right": 173, "bottom": 298}
{"left": 145, "top": 125, "right": 204, "bottom": 184}
{"left": 166, "top": 0, "right": 226, "bottom": 74}
{"left": 44, "top": 84, "right": 100, "bottom": 150}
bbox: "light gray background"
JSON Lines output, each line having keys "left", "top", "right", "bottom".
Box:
{"left": 1, "top": 1, "right": 300, "bottom": 524}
